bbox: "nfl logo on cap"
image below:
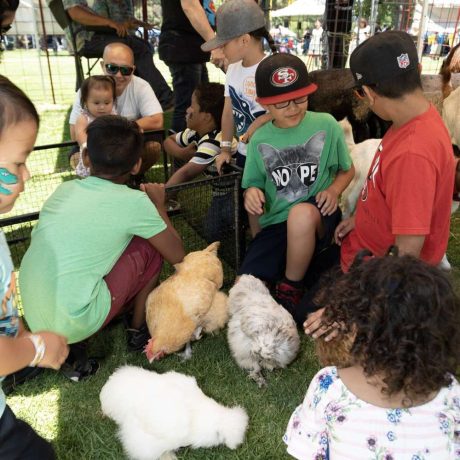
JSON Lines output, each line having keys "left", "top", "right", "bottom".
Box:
{"left": 397, "top": 53, "right": 410, "bottom": 69}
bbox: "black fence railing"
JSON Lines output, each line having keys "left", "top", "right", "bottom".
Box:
{"left": 0, "top": 137, "right": 243, "bottom": 289}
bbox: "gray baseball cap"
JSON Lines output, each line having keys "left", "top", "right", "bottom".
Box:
{"left": 201, "top": 0, "right": 266, "bottom": 52}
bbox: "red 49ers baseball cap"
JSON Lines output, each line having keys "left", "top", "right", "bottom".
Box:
{"left": 255, "top": 53, "right": 317, "bottom": 105}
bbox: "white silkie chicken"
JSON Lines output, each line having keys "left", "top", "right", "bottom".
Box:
{"left": 227, "top": 275, "right": 300, "bottom": 387}
{"left": 100, "top": 366, "right": 249, "bottom": 460}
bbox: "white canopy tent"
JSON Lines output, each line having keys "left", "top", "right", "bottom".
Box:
{"left": 411, "top": 0, "right": 460, "bottom": 34}
{"left": 269, "top": 25, "right": 298, "bottom": 37}
{"left": 271, "top": 0, "right": 325, "bottom": 18}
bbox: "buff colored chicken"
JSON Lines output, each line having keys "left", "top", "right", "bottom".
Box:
{"left": 144, "top": 242, "right": 228, "bottom": 362}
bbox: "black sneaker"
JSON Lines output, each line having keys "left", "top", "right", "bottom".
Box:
{"left": 126, "top": 324, "right": 150, "bottom": 352}
{"left": 166, "top": 199, "right": 181, "bottom": 214}
{"left": 2, "top": 367, "right": 44, "bottom": 395}
{"left": 60, "top": 358, "right": 100, "bottom": 382}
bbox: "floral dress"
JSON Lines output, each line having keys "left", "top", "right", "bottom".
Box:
{"left": 284, "top": 366, "right": 460, "bottom": 460}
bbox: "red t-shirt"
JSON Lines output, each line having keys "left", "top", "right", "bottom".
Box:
{"left": 341, "top": 105, "right": 455, "bottom": 271}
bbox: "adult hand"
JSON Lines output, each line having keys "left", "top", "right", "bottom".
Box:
{"left": 37, "top": 332, "right": 69, "bottom": 370}
{"left": 129, "top": 18, "right": 154, "bottom": 30}
{"left": 210, "top": 48, "right": 227, "bottom": 71}
{"left": 334, "top": 215, "right": 355, "bottom": 245}
{"left": 316, "top": 188, "right": 338, "bottom": 216}
{"left": 108, "top": 19, "right": 128, "bottom": 37}
{"left": 303, "top": 308, "right": 339, "bottom": 341}
{"left": 141, "top": 183, "right": 166, "bottom": 209}
{"left": 215, "top": 151, "right": 232, "bottom": 175}
{"left": 244, "top": 187, "right": 265, "bottom": 216}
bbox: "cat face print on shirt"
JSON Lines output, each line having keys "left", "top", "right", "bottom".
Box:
{"left": 258, "top": 131, "right": 326, "bottom": 202}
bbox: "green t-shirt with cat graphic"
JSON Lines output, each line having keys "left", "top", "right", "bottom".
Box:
{"left": 242, "top": 111, "right": 352, "bottom": 228}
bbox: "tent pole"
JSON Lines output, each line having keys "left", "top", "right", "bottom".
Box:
{"left": 38, "top": 0, "right": 56, "bottom": 104}
{"left": 453, "top": 7, "right": 460, "bottom": 47}
{"left": 370, "top": 0, "right": 378, "bottom": 35}
{"left": 416, "top": 0, "right": 429, "bottom": 61}
{"left": 30, "top": 1, "right": 48, "bottom": 102}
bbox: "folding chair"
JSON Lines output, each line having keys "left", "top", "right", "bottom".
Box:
{"left": 48, "top": 0, "right": 101, "bottom": 90}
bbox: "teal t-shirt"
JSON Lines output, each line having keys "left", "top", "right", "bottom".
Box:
{"left": 20, "top": 177, "right": 167, "bottom": 344}
{"left": 242, "top": 111, "right": 352, "bottom": 228}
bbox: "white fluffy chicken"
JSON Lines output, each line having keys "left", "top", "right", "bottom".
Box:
{"left": 227, "top": 275, "right": 300, "bottom": 387}
{"left": 100, "top": 366, "right": 249, "bottom": 460}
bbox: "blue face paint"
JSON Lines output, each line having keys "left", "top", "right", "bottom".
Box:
{"left": 0, "top": 167, "right": 18, "bottom": 195}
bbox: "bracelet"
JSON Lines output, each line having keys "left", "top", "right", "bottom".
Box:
{"left": 27, "top": 334, "right": 46, "bottom": 367}
{"left": 220, "top": 141, "right": 233, "bottom": 148}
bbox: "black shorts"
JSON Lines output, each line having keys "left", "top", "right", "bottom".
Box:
{"left": 238, "top": 197, "right": 341, "bottom": 283}
{"left": 0, "top": 405, "right": 55, "bottom": 460}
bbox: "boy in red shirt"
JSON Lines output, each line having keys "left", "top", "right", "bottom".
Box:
{"left": 304, "top": 31, "right": 455, "bottom": 336}
{"left": 336, "top": 31, "right": 454, "bottom": 271}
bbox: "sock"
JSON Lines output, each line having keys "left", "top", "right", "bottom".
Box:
{"left": 282, "top": 277, "right": 303, "bottom": 289}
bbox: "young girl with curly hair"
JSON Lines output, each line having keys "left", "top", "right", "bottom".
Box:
{"left": 284, "top": 255, "right": 460, "bottom": 459}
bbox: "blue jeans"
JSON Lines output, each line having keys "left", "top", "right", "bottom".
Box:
{"left": 167, "top": 62, "right": 208, "bottom": 133}
{"left": 82, "top": 34, "right": 173, "bottom": 109}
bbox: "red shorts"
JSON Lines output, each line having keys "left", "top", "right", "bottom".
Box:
{"left": 102, "top": 236, "right": 162, "bottom": 327}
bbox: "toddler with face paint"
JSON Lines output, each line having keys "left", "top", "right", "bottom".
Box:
{"left": 72, "top": 75, "right": 117, "bottom": 177}
{"left": 0, "top": 76, "right": 69, "bottom": 459}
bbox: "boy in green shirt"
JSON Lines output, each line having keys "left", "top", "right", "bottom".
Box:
{"left": 238, "top": 54, "right": 354, "bottom": 315}
{"left": 20, "top": 116, "right": 185, "bottom": 380}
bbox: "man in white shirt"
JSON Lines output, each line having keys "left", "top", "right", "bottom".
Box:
{"left": 63, "top": 0, "right": 174, "bottom": 110}
{"left": 69, "top": 42, "right": 163, "bottom": 176}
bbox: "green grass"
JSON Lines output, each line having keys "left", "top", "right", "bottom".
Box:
{"left": 9, "top": 327, "right": 319, "bottom": 460}
{"left": 0, "top": 48, "right": 459, "bottom": 459}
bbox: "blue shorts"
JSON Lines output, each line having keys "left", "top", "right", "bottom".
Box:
{"left": 238, "top": 197, "right": 341, "bottom": 283}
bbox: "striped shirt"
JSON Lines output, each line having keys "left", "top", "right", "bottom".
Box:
{"left": 175, "top": 129, "right": 237, "bottom": 196}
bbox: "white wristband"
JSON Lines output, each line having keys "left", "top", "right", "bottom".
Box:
{"left": 27, "top": 334, "right": 46, "bottom": 367}
{"left": 220, "top": 141, "right": 232, "bottom": 149}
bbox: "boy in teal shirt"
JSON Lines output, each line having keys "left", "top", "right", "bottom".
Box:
{"left": 20, "top": 116, "right": 184, "bottom": 379}
{"left": 238, "top": 54, "right": 354, "bottom": 315}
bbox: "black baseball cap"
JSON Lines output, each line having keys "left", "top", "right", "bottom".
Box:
{"left": 255, "top": 53, "right": 317, "bottom": 105}
{"left": 350, "top": 30, "right": 419, "bottom": 87}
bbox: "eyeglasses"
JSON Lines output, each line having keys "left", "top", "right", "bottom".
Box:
{"left": 105, "top": 64, "right": 134, "bottom": 76}
{"left": 0, "top": 24, "right": 12, "bottom": 35}
{"left": 273, "top": 95, "right": 308, "bottom": 109}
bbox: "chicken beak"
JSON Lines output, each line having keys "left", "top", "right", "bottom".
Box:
{"left": 144, "top": 338, "right": 155, "bottom": 363}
